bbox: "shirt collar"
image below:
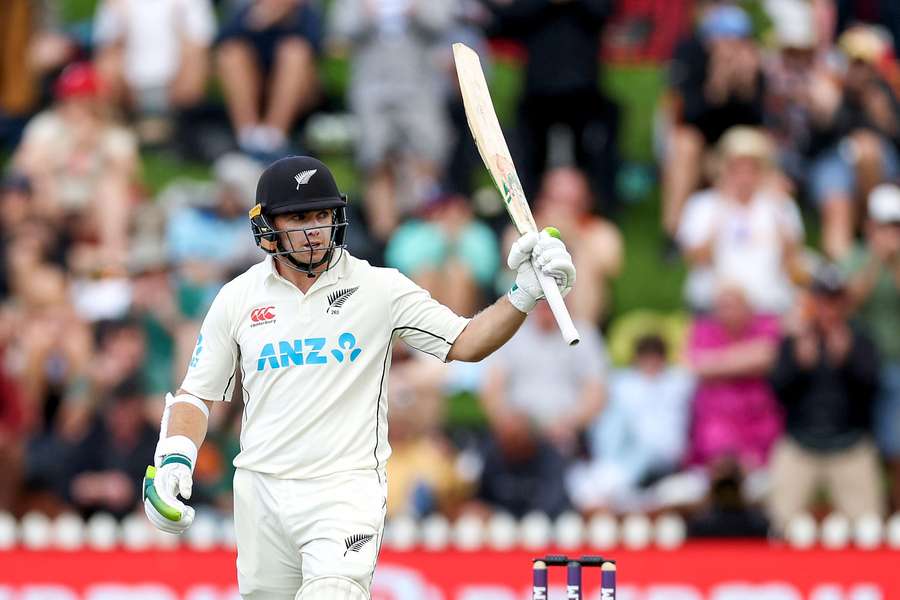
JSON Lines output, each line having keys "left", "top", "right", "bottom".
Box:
{"left": 262, "top": 252, "right": 347, "bottom": 291}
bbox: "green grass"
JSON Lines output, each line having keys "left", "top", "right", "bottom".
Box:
{"left": 603, "top": 66, "right": 666, "bottom": 163}
{"left": 61, "top": 0, "right": 98, "bottom": 23}
{"left": 140, "top": 154, "right": 210, "bottom": 194}
{"left": 489, "top": 59, "right": 525, "bottom": 127}
{"left": 612, "top": 191, "right": 686, "bottom": 315}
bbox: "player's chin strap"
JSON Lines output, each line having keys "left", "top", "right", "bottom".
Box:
{"left": 295, "top": 576, "right": 369, "bottom": 600}
{"left": 278, "top": 248, "right": 335, "bottom": 278}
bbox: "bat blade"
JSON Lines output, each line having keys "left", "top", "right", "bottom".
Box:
{"left": 453, "top": 42, "right": 580, "bottom": 346}
{"left": 452, "top": 43, "right": 536, "bottom": 236}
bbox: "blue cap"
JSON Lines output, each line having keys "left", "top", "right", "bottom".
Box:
{"left": 701, "top": 5, "right": 752, "bottom": 40}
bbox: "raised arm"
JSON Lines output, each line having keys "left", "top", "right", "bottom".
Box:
{"left": 448, "top": 230, "right": 576, "bottom": 362}
{"left": 446, "top": 296, "right": 526, "bottom": 362}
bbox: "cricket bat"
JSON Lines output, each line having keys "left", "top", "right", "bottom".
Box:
{"left": 452, "top": 43, "right": 580, "bottom": 346}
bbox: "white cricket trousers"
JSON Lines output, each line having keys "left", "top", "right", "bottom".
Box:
{"left": 233, "top": 467, "right": 387, "bottom": 599}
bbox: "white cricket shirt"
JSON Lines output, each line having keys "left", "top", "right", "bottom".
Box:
{"left": 180, "top": 252, "right": 470, "bottom": 479}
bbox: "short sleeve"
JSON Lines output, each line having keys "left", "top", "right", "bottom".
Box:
{"left": 777, "top": 197, "right": 804, "bottom": 241}
{"left": 677, "top": 192, "right": 716, "bottom": 250}
{"left": 180, "top": 285, "right": 239, "bottom": 401}
{"left": 20, "top": 112, "right": 61, "bottom": 149}
{"left": 93, "top": 0, "right": 124, "bottom": 47}
{"left": 181, "top": 0, "right": 217, "bottom": 45}
{"left": 389, "top": 270, "right": 470, "bottom": 362}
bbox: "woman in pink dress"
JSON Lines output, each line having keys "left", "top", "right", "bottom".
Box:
{"left": 687, "top": 285, "right": 784, "bottom": 471}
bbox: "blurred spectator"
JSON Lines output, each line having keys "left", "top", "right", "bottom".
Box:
{"left": 475, "top": 302, "right": 606, "bottom": 517}
{"left": 677, "top": 126, "right": 805, "bottom": 314}
{"left": 768, "top": 265, "right": 883, "bottom": 533}
{"left": 0, "top": 174, "right": 70, "bottom": 283}
{"left": 662, "top": 4, "right": 765, "bottom": 240}
{"left": 93, "top": 0, "right": 216, "bottom": 144}
{"left": 763, "top": 0, "right": 822, "bottom": 184}
{"left": 166, "top": 153, "right": 263, "bottom": 289}
{"left": 485, "top": 0, "right": 618, "bottom": 210}
{"left": 533, "top": 167, "right": 623, "bottom": 325}
{"left": 687, "top": 456, "right": 770, "bottom": 538}
{"left": 686, "top": 285, "right": 783, "bottom": 472}
{"left": 88, "top": 317, "right": 150, "bottom": 406}
{"left": 13, "top": 62, "right": 139, "bottom": 262}
{"left": 217, "top": 0, "right": 323, "bottom": 158}
{"left": 0, "top": 306, "right": 26, "bottom": 512}
{"left": 67, "top": 248, "right": 133, "bottom": 324}
{"left": 805, "top": 25, "right": 900, "bottom": 258}
{"left": 386, "top": 345, "right": 470, "bottom": 518}
{"left": 0, "top": 0, "right": 75, "bottom": 149}
{"left": 330, "top": 0, "right": 454, "bottom": 242}
{"left": 127, "top": 247, "right": 180, "bottom": 396}
{"left": 567, "top": 334, "right": 693, "bottom": 512}
{"left": 474, "top": 416, "right": 570, "bottom": 518}
{"left": 482, "top": 301, "right": 607, "bottom": 457}
{"left": 843, "top": 183, "right": 900, "bottom": 508}
{"left": 8, "top": 264, "right": 93, "bottom": 514}
{"left": 15, "top": 314, "right": 153, "bottom": 513}
{"left": 386, "top": 188, "right": 499, "bottom": 316}
{"left": 835, "top": 0, "right": 900, "bottom": 58}
{"left": 65, "top": 378, "right": 157, "bottom": 518}
{"left": 13, "top": 266, "right": 93, "bottom": 429}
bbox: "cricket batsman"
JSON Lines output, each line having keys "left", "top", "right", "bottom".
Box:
{"left": 143, "top": 156, "right": 576, "bottom": 599}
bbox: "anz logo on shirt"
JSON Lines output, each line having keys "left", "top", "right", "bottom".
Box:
{"left": 256, "top": 332, "right": 362, "bottom": 372}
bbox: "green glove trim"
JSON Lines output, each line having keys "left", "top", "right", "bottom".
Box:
{"left": 161, "top": 454, "right": 192, "bottom": 469}
{"left": 143, "top": 465, "right": 183, "bottom": 522}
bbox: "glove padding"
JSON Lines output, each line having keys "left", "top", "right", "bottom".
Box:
{"left": 507, "top": 228, "right": 576, "bottom": 314}
{"left": 143, "top": 457, "right": 195, "bottom": 534}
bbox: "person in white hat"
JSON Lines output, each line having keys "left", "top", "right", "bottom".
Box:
{"left": 677, "top": 126, "right": 806, "bottom": 315}
{"left": 844, "top": 182, "right": 900, "bottom": 509}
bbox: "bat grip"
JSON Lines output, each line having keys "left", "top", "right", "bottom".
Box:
{"left": 535, "top": 266, "right": 580, "bottom": 346}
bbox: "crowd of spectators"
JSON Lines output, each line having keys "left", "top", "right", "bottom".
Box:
{"left": 0, "top": 0, "right": 898, "bottom": 543}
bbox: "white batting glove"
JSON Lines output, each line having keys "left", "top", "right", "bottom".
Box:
{"left": 143, "top": 436, "right": 197, "bottom": 534}
{"left": 507, "top": 227, "right": 576, "bottom": 314}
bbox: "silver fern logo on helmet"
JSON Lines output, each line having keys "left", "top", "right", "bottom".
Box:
{"left": 294, "top": 169, "right": 317, "bottom": 189}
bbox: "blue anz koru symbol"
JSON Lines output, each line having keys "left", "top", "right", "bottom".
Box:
{"left": 331, "top": 332, "right": 362, "bottom": 363}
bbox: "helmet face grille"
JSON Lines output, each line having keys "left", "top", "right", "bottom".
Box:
{"left": 249, "top": 206, "right": 349, "bottom": 274}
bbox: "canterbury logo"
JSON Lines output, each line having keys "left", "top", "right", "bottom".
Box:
{"left": 343, "top": 533, "right": 374, "bottom": 556}
{"left": 294, "top": 169, "right": 317, "bottom": 188}
{"left": 327, "top": 286, "right": 359, "bottom": 312}
{"left": 250, "top": 306, "right": 275, "bottom": 322}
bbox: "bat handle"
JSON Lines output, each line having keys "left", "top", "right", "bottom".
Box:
{"left": 535, "top": 267, "right": 580, "bottom": 346}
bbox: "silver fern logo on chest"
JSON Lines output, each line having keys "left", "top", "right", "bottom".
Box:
{"left": 343, "top": 533, "right": 374, "bottom": 556}
{"left": 326, "top": 286, "right": 359, "bottom": 315}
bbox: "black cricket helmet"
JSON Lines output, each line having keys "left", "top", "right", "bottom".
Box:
{"left": 249, "top": 156, "right": 349, "bottom": 274}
